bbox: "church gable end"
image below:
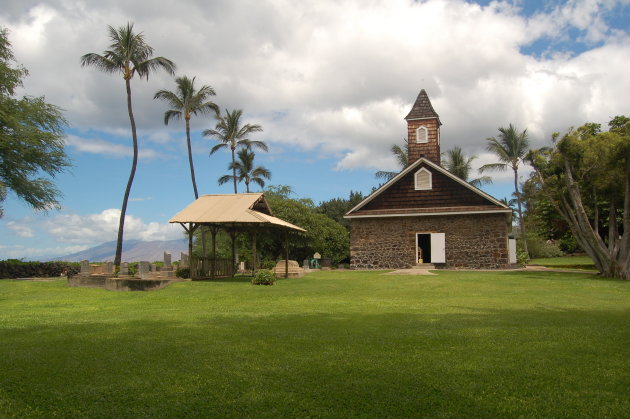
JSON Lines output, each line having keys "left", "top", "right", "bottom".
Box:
{"left": 357, "top": 162, "right": 501, "bottom": 213}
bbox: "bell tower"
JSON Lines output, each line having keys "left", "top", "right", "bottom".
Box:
{"left": 405, "top": 89, "right": 441, "bottom": 165}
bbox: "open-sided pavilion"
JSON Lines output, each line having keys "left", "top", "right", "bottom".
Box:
{"left": 169, "top": 193, "right": 306, "bottom": 279}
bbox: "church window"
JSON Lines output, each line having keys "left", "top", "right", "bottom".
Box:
{"left": 415, "top": 167, "right": 432, "bottom": 190}
{"left": 416, "top": 126, "right": 428, "bottom": 143}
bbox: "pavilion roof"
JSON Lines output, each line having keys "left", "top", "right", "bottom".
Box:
{"left": 169, "top": 193, "right": 306, "bottom": 232}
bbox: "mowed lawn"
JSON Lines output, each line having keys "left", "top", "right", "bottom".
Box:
{"left": 0, "top": 270, "right": 628, "bottom": 418}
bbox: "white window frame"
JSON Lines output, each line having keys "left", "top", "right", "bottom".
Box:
{"left": 416, "top": 126, "right": 428, "bottom": 144}
{"left": 414, "top": 167, "right": 432, "bottom": 190}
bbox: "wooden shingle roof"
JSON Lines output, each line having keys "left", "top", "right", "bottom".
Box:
{"left": 404, "top": 89, "right": 441, "bottom": 124}
{"left": 345, "top": 158, "right": 511, "bottom": 219}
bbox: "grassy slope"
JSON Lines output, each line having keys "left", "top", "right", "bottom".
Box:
{"left": 0, "top": 271, "right": 628, "bottom": 418}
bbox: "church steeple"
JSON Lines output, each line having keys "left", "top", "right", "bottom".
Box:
{"left": 405, "top": 89, "right": 441, "bottom": 165}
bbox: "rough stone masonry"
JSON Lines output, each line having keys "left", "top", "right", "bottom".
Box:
{"left": 350, "top": 213, "right": 509, "bottom": 269}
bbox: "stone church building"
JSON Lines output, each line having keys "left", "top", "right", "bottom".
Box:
{"left": 345, "top": 90, "right": 513, "bottom": 269}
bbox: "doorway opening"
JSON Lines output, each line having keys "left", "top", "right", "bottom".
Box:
{"left": 417, "top": 234, "right": 431, "bottom": 263}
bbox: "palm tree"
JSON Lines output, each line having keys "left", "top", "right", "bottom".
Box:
{"left": 375, "top": 140, "right": 409, "bottom": 181}
{"left": 154, "top": 76, "right": 218, "bottom": 199}
{"left": 479, "top": 124, "right": 531, "bottom": 258}
{"left": 442, "top": 146, "right": 492, "bottom": 188}
{"left": 154, "top": 76, "right": 217, "bottom": 273}
{"left": 81, "top": 22, "right": 175, "bottom": 268}
{"left": 218, "top": 148, "right": 271, "bottom": 193}
{"left": 204, "top": 109, "right": 266, "bottom": 193}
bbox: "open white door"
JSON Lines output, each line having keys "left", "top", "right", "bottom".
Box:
{"left": 431, "top": 233, "right": 446, "bottom": 263}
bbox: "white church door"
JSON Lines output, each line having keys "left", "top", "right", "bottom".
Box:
{"left": 416, "top": 233, "right": 446, "bottom": 264}
{"left": 430, "top": 233, "right": 446, "bottom": 263}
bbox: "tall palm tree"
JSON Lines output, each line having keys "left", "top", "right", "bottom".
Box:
{"left": 154, "top": 76, "right": 218, "bottom": 272}
{"left": 204, "top": 109, "right": 266, "bottom": 193}
{"left": 218, "top": 148, "right": 271, "bottom": 193}
{"left": 442, "top": 146, "right": 492, "bottom": 188}
{"left": 375, "top": 140, "right": 409, "bottom": 181}
{"left": 479, "top": 124, "right": 530, "bottom": 258}
{"left": 154, "top": 76, "right": 218, "bottom": 198}
{"left": 81, "top": 22, "right": 175, "bottom": 268}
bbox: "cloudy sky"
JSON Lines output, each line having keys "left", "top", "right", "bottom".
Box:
{"left": 1, "top": 0, "right": 629, "bottom": 260}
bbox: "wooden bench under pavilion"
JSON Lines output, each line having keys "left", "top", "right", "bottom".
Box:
{"left": 169, "top": 193, "right": 306, "bottom": 279}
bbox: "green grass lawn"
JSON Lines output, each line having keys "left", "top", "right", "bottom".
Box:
{"left": 530, "top": 255, "right": 596, "bottom": 270}
{"left": 1, "top": 270, "right": 628, "bottom": 418}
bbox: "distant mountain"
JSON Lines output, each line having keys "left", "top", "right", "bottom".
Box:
{"left": 52, "top": 239, "right": 188, "bottom": 262}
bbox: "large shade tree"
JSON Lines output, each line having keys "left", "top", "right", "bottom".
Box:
{"left": 81, "top": 23, "right": 176, "bottom": 268}
{"left": 218, "top": 148, "right": 271, "bottom": 193}
{"left": 442, "top": 146, "right": 492, "bottom": 188}
{"left": 0, "top": 28, "right": 70, "bottom": 217}
{"left": 528, "top": 118, "right": 630, "bottom": 280}
{"left": 204, "top": 109, "right": 266, "bottom": 193}
{"left": 480, "top": 124, "right": 530, "bottom": 258}
{"left": 154, "top": 76, "right": 218, "bottom": 198}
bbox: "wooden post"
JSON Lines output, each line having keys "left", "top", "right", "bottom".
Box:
{"left": 210, "top": 226, "right": 218, "bottom": 280}
{"left": 201, "top": 226, "right": 208, "bottom": 276}
{"left": 284, "top": 230, "right": 289, "bottom": 279}
{"left": 251, "top": 229, "right": 257, "bottom": 276}
{"left": 180, "top": 222, "right": 198, "bottom": 279}
{"left": 230, "top": 230, "right": 237, "bottom": 277}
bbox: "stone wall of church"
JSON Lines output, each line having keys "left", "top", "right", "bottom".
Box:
{"left": 349, "top": 213, "right": 510, "bottom": 269}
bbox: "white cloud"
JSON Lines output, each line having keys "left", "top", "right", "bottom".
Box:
{"left": 42, "top": 209, "right": 183, "bottom": 244}
{"left": 7, "top": 220, "right": 34, "bottom": 238}
{"left": 65, "top": 134, "right": 166, "bottom": 159}
{"left": 1, "top": 0, "right": 628, "bottom": 173}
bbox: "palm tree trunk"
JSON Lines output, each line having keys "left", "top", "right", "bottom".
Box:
{"left": 231, "top": 146, "right": 237, "bottom": 194}
{"left": 114, "top": 77, "right": 138, "bottom": 268}
{"left": 246, "top": 180, "right": 250, "bottom": 193}
{"left": 513, "top": 167, "right": 529, "bottom": 258}
{"left": 185, "top": 118, "right": 199, "bottom": 198}
{"left": 186, "top": 117, "right": 207, "bottom": 272}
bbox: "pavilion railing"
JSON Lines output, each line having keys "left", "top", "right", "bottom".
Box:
{"left": 189, "top": 257, "right": 235, "bottom": 279}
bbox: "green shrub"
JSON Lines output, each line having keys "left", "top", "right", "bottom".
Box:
{"left": 516, "top": 248, "right": 529, "bottom": 265}
{"left": 176, "top": 267, "right": 190, "bottom": 279}
{"left": 0, "top": 260, "right": 80, "bottom": 279}
{"left": 558, "top": 234, "right": 579, "bottom": 253}
{"left": 251, "top": 269, "right": 276, "bottom": 285}
{"left": 261, "top": 259, "right": 276, "bottom": 270}
{"left": 526, "top": 236, "right": 564, "bottom": 259}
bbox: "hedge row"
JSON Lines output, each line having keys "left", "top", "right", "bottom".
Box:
{"left": 0, "top": 260, "right": 80, "bottom": 279}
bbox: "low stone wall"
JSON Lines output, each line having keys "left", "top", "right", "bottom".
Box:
{"left": 350, "top": 213, "right": 509, "bottom": 269}
{"left": 68, "top": 275, "right": 108, "bottom": 288}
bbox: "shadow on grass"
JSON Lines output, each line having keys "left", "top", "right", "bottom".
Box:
{"left": 1, "top": 307, "right": 628, "bottom": 418}
{"left": 192, "top": 276, "right": 253, "bottom": 283}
